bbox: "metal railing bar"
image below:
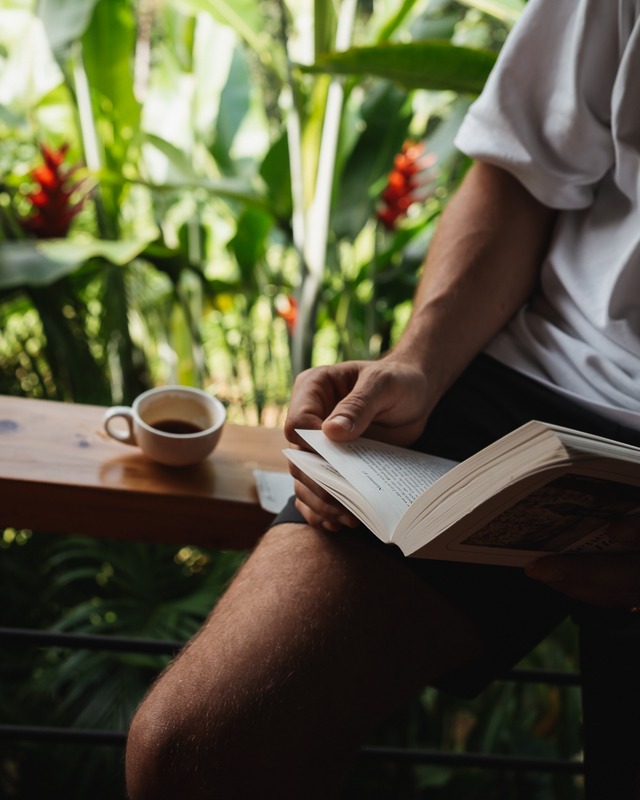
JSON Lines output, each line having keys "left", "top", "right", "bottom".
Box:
{"left": 499, "top": 667, "right": 581, "bottom": 687}
{"left": 0, "top": 725, "right": 126, "bottom": 746}
{"left": 359, "top": 746, "right": 584, "bottom": 774}
{"left": 0, "top": 626, "right": 184, "bottom": 655}
{"left": 0, "top": 725, "right": 583, "bottom": 775}
{"left": 0, "top": 628, "right": 581, "bottom": 685}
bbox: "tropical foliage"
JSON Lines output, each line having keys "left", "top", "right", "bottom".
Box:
{"left": 0, "top": 0, "right": 583, "bottom": 797}
{"left": 0, "top": 0, "right": 507, "bottom": 412}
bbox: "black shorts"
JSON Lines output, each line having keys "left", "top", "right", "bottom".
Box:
{"left": 271, "top": 354, "right": 640, "bottom": 696}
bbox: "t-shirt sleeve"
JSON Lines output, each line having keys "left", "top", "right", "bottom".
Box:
{"left": 454, "top": 0, "right": 621, "bottom": 209}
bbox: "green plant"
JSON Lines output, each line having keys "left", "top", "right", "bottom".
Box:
{"left": 0, "top": 528, "right": 247, "bottom": 799}
{"left": 0, "top": 0, "right": 515, "bottom": 408}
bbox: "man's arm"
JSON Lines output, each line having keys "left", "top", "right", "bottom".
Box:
{"left": 389, "top": 160, "right": 556, "bottom": 414}
{"left": 285, "top": 161, "right": 557, "bottom": 530}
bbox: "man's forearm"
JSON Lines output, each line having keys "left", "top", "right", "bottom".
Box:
{"left": 391, "top": 161, "right": 557, "bottom": 410}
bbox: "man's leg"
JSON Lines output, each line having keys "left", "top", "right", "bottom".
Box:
{"left": 125, "top": 522, "right": 486, "bottom": 800}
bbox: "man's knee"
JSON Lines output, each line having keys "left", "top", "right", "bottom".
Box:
{"left": 126, "top": 682, "right": 202, "bottom": 800}
{"left": 125, "top": 692, "right": 168, "bottom": 800}
{"left": 124, "top": 523, "right": 333, "bottom": 799}
{"left": 125, "top": 668, "right": 338, "bottom": 800}
{"left": 126, "top": 671, "right": 248, "bottom": 799}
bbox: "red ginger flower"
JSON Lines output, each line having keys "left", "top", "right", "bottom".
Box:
{"left": 20, "top": 143, "right": 86, "bottom": 239}
{"left": 376, "top": 141, "right": 436, "bottom": 232}
{"left": 275, "top": 294, "right": 298, "bottom": 334}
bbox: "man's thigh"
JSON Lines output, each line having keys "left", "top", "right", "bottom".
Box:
{"left": 155, "top": 521, "right": 488, "bottom": 728}
{"left": 127, "top": 522, "right": 490, "bottom": 795}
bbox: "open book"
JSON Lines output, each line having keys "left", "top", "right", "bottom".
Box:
{"left": 283, "top": 420, "right": 640, "bottom": 567}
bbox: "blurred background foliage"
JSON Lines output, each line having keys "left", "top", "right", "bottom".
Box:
{"left": 0, "top": 0, "right": 583, "bottom": 797}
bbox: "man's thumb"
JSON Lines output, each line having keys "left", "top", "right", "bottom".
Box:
{"left": 322, "top": 394, "right": 373, "bottom": 441}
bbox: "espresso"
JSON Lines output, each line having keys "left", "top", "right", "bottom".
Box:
{"left": 151, "top": 418, "right": 204, "bottom": 435}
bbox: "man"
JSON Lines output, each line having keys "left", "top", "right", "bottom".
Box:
{"left": 126, "top": 0, "right": 640, "bottom": 797}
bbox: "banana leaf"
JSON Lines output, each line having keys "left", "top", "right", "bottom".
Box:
{"left": 172, "top": 0, "right": 265, "bottom": 55}
{"left": 38, "top": 0, "right": 101, "bottom": 56}
{"left": 0, "top": 238, "right": 153, "bottom": 289}
{"left": 142, "top": 135, "right": 269, "bottom": 207}
{"left": 300, "top": 40, "right": 497, "bottom": 95}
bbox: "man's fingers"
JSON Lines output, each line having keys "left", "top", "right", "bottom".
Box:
{"left": 323, "top": 391, "right": 373, "bottom": 440}
{"left": 294, "top": 497, "right": 341, "bottom": 532}
{"left": 288, "top": 451, "right": 360, "bottom": 532}
{"left": 292, "top": 477, "right": 360, "bottom": 532}
{"left": 323, "top": 368, "right": 399, "bottom": 440}
{"left": 322, "top": 365, "right": 428, "bottom": 443}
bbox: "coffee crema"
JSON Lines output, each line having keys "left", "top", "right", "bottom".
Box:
{"left": 150, "top": 418, "right": 205, "bottom": 435}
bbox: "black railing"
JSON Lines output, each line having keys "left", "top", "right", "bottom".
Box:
{"left": 0, "top": 626, "right": 183, "bottom": 655}
{"left": 359, "top": 747, "right": 584, "bottom": 775}
{"left": 0, "top": 626, "right": 584, "bottom": 776}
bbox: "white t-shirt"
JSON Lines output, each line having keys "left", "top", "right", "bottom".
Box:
{"left": 454, "top": 0, "right": 640, "bottom": 430}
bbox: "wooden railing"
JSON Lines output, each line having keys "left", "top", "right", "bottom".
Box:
{"left": 0, "top": 395, "right": 286, "bottom": 548}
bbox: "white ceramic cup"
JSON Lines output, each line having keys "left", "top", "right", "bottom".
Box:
{"left": 103, "top": 386, "right": 226, "bottom": 466}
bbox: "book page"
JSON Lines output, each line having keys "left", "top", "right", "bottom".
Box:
{"left": 295, "top": 430, "right": 457, "bottom": 541}
{"left": 284, "top": 448, "right": 392, "bottom": 539}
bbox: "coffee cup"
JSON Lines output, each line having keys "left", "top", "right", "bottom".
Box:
{"left": 103, "top": 385, "right": 226, "bottom": 466}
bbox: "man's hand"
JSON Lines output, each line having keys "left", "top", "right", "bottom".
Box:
{"left": 283, "top": 164, "right": 556, "bottom": 533}
{"left": 284, "top": 358, "right": 432, "bottom": 532}
{"left": 525, "top": 515, "right": 640, "bottom": 609}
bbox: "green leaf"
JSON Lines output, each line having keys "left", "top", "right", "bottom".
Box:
{"left": 83, "top": 0, "right": 139, "bottom": 128}
{"left": 301, "top": 41, "right": 497, "bottom": 95}
{"left": 143, "top": 133, "right": 202, "bottom": 181}
{"left": 0, "top": 238, "right": 153, "bottom": 289}
{"left": 314, "top": 0, "right": 338, "bottom": 56}
{"left": 37, "top": 0, "right": 101, "bottom": 55}
{"left": 259, "top": 133, "right": 293, "bottom": 223}
{"left": 81, "top": 0, "right": 141, "bottom": 170}
{"left": 332, "top": 82, "right": 412, "bottom": 240}
{"left": 171, "top": 0, "right": 265, "bottom": 55}
{"left": 0, "top": 7, "right": 65, "bottom": 110}
{"left": 457, "top": 0, "right": 524, "bottom": 24}
{"left": 228, "top": 207, "right": 274, "bottom": 285}
{"left": 410, "top": 12, "right": 459, "bottom": 42}
{"left": 141, "top": 134, "right": 269, "bottom": 205}
{"left": 28, "top": 282, "right": 112, "bottom": 403}
{"left": 212, "top": 47, "right": 252, "bottom": 170}
{"left": 374, "top": 0, "right": 421, "bottom": 43}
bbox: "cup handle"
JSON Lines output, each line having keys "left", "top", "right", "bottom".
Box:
{"left": 103, "top": 406, "right": 137, "bottom": 445}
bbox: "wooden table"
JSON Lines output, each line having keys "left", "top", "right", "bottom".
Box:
{"left": 0, "top": 395, "right": 288, "bottom": 549}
